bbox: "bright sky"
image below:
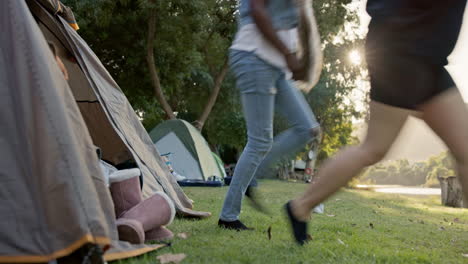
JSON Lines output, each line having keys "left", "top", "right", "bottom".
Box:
{"left": 358, "top": 3, "right": 468, "bottom": 101}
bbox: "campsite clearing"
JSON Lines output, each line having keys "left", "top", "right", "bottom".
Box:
{"left": 116, "top": 180, "right": 468, "bottom": 264}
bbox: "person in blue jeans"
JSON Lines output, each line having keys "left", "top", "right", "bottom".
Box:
{"left": 218, "top": 0, "right": 321, "bottom": 230}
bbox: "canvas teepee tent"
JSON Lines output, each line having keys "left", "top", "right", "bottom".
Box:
{"left": 0, "top": 0, "right": 208, "bottom": 262}
{"left": 25, "top": 0, "right": 210, "bottom": 218}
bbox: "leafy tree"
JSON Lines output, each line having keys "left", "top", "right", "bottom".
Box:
{"left": 63, "top": 0, "right": 237, "bottom": 129}
{"left": 65, "top": 0, "right": 366, "bottom": 162}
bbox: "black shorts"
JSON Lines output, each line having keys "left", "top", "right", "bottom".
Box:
{"left": 366, "top": 51, "right": 456, "bottom": 109}
{"left": 365, "top": 0, "right": 466, "bottom": 109}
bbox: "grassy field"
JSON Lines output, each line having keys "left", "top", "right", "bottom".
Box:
{"left": 116, "top": 180, "right": 468, "bottom": 264}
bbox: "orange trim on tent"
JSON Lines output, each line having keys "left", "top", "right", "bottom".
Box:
{"left": 0, "top": 235, "right": 110, "bottom": 263}
{"left": 69, "top": 23, "right": 79, "bottom": 30}
{"left": 104, "top": 244, "right": 166, "bottom": 262}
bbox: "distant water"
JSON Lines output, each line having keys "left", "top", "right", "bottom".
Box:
{"left": 357, "top": 185, "right": 441, "bottom": 195}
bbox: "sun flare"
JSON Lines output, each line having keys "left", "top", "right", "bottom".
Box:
{"left": 348, "top": 50, "right": 362, "bottom": 65}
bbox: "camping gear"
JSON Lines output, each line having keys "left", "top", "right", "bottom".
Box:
{"left": 24, "top": 0, "right": 210, "bottom": 219}
{"left": 150, "top": 119, "right": 226, "bottom": 186}
{"left": 161, "top": 153, "right": 175, "bottom": 173}
{"left": 178, "top": 180, "right": 224, "bottom": 187}
{"left": 1, "top": 0, "right": 165, "bottom": 262}
{"left": 161, "top": 152, "right": 186, "bottom": 181}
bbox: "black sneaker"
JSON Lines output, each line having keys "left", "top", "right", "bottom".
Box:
{"left": 245, "top": 186, "right": 270, "bottom": 215}
{"left": 218, "top": 219, "right": 253, "bottom": 231}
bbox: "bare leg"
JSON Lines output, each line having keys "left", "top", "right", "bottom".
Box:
{"left": 419, "top": 88, "right": 468, "bottom": 205}
{"left": 291, "top": 101, "right": 413, "bottom": 220}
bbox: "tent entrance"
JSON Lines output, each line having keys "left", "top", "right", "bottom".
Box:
{"left": 155, "top": 132, "right": 203, "bottom": 181}
{"left": 33, "top": 10, "right": 134, "bottom": 166}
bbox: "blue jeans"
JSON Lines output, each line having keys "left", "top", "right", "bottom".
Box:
{"left": 220, "top": 50, "right": 320, "bottom": 221}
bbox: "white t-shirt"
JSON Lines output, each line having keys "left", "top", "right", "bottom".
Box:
{"left": 230, "top": 24, "right": 298, "bottom": 79}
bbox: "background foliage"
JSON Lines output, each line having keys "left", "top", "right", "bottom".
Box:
{"left": 359, "top": 152, "right": 456, "bottom": 187}
{"left": 64, "top": 0, "right": 367, "bottom": 162}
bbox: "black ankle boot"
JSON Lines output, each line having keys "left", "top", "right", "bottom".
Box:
{"left": 218, "top": 219, "right": 253, "bottom": 231}
{"left": 245, "top": 186, "right": 269, "bottom": 214}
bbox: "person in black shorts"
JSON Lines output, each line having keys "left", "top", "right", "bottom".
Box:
{"left": 284, "top": 0, "right": 468, "bottom": 245}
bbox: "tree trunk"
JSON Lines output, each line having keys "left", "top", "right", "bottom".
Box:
{"left": 146, "top": 10, "right": 176, "bottom": 120}
{"left": 193, "top": 59, "right": 229, "bottom": 131}
{"left": 290, "top": 160, "right": 296, "bottom": 179}
{"left": 275, "top": 160, "right": 297, "bottom": 181}
{"left": 278, "top": 162, "right": 290, "bottom": 181}
{"left": 438, "top": 176, "right": 466, "bottom": 208}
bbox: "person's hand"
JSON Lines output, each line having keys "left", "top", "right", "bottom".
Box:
{"left": 285, "top": 53, "right": 305, "bottom": 80}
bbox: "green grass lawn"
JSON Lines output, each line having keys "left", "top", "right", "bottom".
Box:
{"left": 116, "top": 180, "right": 468, "bottom": 264}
